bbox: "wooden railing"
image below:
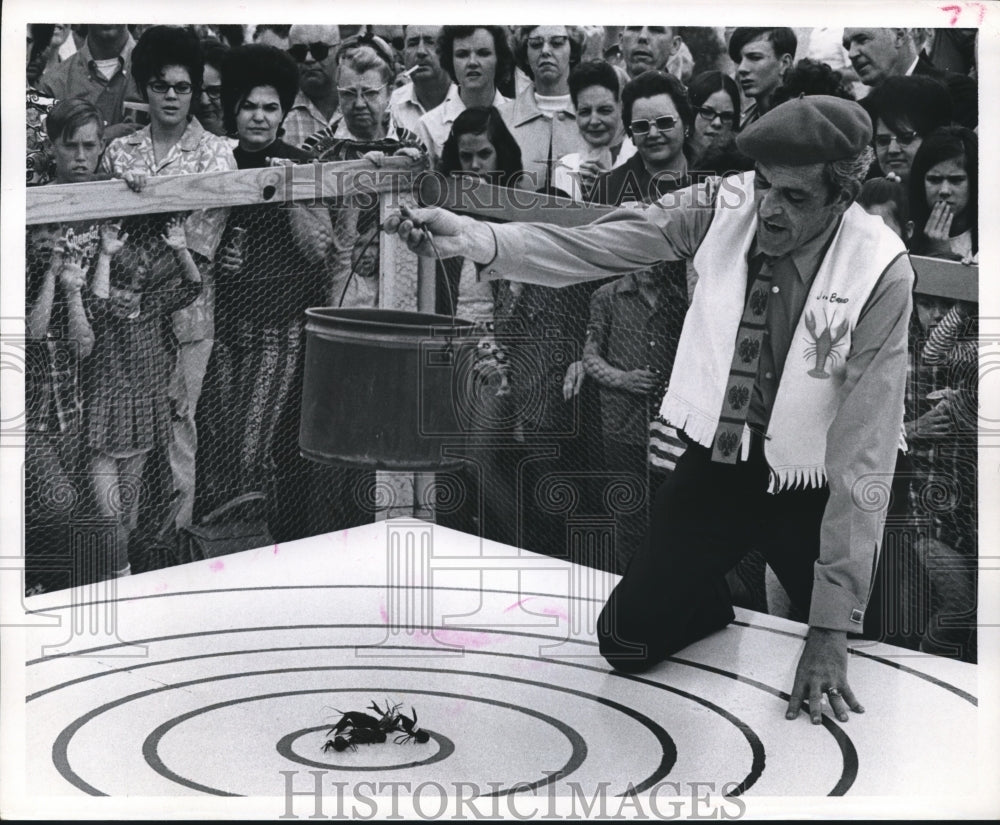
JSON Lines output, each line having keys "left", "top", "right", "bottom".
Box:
{"left": 27, "top": 162, "right": 977, "bottom": 303}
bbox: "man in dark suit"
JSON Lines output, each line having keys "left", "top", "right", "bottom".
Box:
{"left": 843, "top": 27, "right": 977, "bottom": 129}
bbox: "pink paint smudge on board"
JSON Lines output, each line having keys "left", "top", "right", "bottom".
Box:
{"left": 273, "top": 544, "right": 280, "bottom": 555}
{"left": 209, "top": 560, "right": 225, "bottom": 572}
{"left": 378, "top": 603, "right": 495, "bottom": 648}
{"left": 505, "top": 597, "right": 568, "bottom": 622}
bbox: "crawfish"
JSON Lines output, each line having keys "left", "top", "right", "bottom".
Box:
{"left": 803, "top": 310, "right": 849, "bottom": 379}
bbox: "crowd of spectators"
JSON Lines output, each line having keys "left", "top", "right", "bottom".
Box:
{"left": 24, "top": 24, "right": 979, "bottom": 659}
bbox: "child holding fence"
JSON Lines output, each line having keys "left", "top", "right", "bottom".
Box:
{"left": 84, "top": 216, "right": 203, "bottom": 579}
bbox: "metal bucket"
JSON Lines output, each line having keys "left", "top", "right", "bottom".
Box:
{"left": 300, "top": 308, "right": 477, "bottom": 470}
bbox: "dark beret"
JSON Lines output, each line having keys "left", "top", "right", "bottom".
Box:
{"left": 736, "top": 95, "right": 873, "bottom": 165}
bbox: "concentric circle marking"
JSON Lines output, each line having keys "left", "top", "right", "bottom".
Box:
{"left": 53, "top": 667, "right": 675, "bottom": 798}
{"left": 27, "top": 586, "right": 979, "bottom": 706}
{"left": 28, "top": 583, "right": 969, "bottom": 798}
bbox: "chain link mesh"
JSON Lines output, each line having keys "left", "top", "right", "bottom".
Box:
{"left": 23, "top": 158, "right": 978, "bottom": 661}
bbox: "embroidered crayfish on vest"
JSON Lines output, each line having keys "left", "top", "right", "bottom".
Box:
{"left": 803, "top": 309, "right": 849, "bottom": 379}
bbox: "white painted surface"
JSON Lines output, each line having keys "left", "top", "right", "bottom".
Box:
{"left": 21, "top": 519, "right": 981, "bottom": 804}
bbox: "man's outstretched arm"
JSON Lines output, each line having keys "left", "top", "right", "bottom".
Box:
{"left": 385, "top": 179, "right": 720, "bottom": 288}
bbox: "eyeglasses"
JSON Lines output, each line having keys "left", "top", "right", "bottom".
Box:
{"left": 527, "top": 35, "right": 569, "bottom": 50}
{"left": 695, "top": 106, "right": 735, "bottom": 125}
{"left": 337, "top": 82, "right": 389, "bottom": 104}
{"left": 629, "top": 115, "right": 678, "bottom": 136}
{"left": 202, "top": 84, "right": 222, "bottom": 100}
{"left": 147, "top": 79, "right": 194, "bottom": 96}
{"left": 288, "top": 42, "right": 336, "bottom": 63}
{"left": 874, "top": 130, "right": 919, "bottom": 148}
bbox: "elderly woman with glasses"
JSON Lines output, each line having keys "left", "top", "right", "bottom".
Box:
{"left": 299, "top": 39, "right": 409, "bottom": 152}
{"left": 100, "top": 25, "right": 237, "bottom": 530}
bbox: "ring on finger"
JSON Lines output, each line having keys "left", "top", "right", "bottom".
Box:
{"left": 827, "top": 688, "right": 841, "bottom": 698}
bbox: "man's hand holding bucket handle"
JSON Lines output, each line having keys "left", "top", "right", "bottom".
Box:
{"left": 384, "top": 205, "right": 496, "bottom": 263}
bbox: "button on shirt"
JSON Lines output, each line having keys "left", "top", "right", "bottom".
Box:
{"left": 37, "top": 36, "right": 139, "bottom": 127}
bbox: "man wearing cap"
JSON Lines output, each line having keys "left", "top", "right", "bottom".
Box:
{"left": 388, "top": 95, "right": 913, "bottom": 723}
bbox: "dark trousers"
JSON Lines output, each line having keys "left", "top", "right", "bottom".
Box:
{"left": 597, "top": 437, "right": 828, "bottom": 672}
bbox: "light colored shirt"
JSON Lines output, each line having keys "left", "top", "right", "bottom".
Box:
{"left": 101, "top": 117, "right": 237, "bottom": 342}
{"left": 552, "top": 138, "right": 637, "bottom": 202}
{"left": 502, "top": 84, "right": 588, "bottom": 191}
{"left": 416, "top": 88, "right": 510, "bottom": 169}
{"left": 390, "top": 80, "right": 457, "bottom": 136}
{"left": 38, "top": 35, "right": 139, "bottom": 127}
{"left": 479, "top": 177, "right": 914, "bottom": 631}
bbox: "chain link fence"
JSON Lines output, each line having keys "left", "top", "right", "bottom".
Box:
{"left": 23, "top": 153, "right": 979, "bottom": 661}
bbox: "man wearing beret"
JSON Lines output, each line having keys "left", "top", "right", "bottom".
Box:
{"left": 387, "top": 96, "right": 913, "bottom": 724}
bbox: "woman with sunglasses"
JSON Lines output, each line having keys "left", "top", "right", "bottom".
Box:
{"left": 684, "top": 70, "right": 751, "bottom": 176}
{"left": 862, "top": 75, "right": 953, "bottom": 187}
{"left": 582, "top": 70, "right": 696, "bottom": 562}
{"left": 588, "top": 70, "right": 692, "bottom": 205}
{"left": 416, "top": 26, "right": 514, "bottom": 168}
{"left": 101, "top": 25, "right": 237, "bottom": 531}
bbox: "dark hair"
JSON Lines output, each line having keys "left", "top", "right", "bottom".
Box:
{"left": 439, "top": 26, "right": 514, "bottom": 90}
{"left": 439, "top": 106, "right": 523, "bottom": 188}
{"left": 687, "top": 70, "right": 740, "bottom": 118}
{"left": 727, "top": 27, "right": 797, "bottom": 63}
{"left": 200, "top": 37, "right": 229, "bottom": 72}
{"left": 513, "top": 26, "right": 584, "bottom": 81}
{"left": 28, "top": 24, "right": 55, "bottom": 64}
{"left": 216, "top": 25, "right": 246, "bottom": 49}
{"left": 255, "top": 24, "right": 291, "bottom": 40}
{"left": 862, "top": 75, "right": 953, "bottom": 137}
{"left": 45, "top": 97, "right": 104, "bottom": 143}
{"left": 858, "top": 176, "right": 910, "bottom": 239}
{"left": 676, "top": 27, "right": 725, "bottom": 79}
{"left": 771, "top": 58, "right": 855, "bottom": 105}
{"left": 568, "top": 59, "right": 620, "bottom": 106}
{"left": 909, "top": 126, "right": 978, "bottom": 255}
{"left": 621, "top": 70, "right": 693, "bottom": 134}
{"left": 221, "top": 44, "right": 300, "bottom": 134}
{"left": 131, "top": 25, "right": 204, "bottom": 103}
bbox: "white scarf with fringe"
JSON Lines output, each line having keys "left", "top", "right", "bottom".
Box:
{"left": 658, "top": 172, "right": 906, "bottom": 492}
